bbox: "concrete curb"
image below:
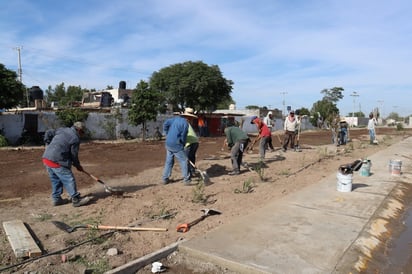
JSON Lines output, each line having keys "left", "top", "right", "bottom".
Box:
{"left": 104, "top": 240, "right": 184, "bottom": 274}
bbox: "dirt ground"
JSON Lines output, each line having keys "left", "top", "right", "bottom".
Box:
{"left": 1, "top": 127, "right": 411, "bottom": 273}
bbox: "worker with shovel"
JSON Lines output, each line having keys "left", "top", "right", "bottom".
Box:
{"left": 224, "top": 124, "right": 250, "bottom": 175}
{"left": 250, "top": 116, "right": 271, "bottom": 160}
{"left": 282, "top": 110, "right": 300, "bottom": 152}
{"left": 181, "top": 108, "right": 199, "bottom": 179}
{"left": 161, "top": 112, "right": 191, "bottom": 185}
{"left": 42, "top": 122, "right": 92, "bottom": 207}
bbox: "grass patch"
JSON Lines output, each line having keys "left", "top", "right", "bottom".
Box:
{"left": 234, "top": 178, "right": 255, "bottom": 194}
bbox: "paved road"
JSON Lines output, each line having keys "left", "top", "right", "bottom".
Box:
{"left": 179, "top": 137, "right": 412, "bottom": 273}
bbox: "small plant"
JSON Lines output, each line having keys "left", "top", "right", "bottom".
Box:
{"left": 234, "top": 178, "right": 255, "bottom": 194}
{"left": 0, "top": 134, "right": 8, "bottom": 147}
{"left": 317, "top": 147, "right": 328, "bottom": 160}
{"left": 396, "top": 123, "right": 404, "bottom": 131}
{"left": 191, "top": 181, "right": 206, "bottom": 204}
{"left": 278, "top": 169, "right": 290, "bottom": 176}
{"left": 32, "top": 213, "right": 53, "bottom": 222}
{"left": 254, "top": 160, "right": 265, "bottom": 181}
{"left": 75, "top": 256, "right": 110, "bottom": 273}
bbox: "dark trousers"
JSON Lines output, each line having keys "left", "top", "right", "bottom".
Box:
{"left": 283, "top": 131, "right": 296, "bottom": 150}
{"left": 185, "top": 142, "right": 199, "bottom": 176}
{"left": 230, "top": 139, "right": 249, "bottom": 172}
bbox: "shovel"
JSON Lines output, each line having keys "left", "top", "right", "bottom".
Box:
{"left": 82, "top": 170, "right": 124, "bottom": 195}
{"left": 176, "top": 209, "right": 221, "bottom": 233}
{"left": 52, "top": 221, "right": 167, "bottom": 233}
{"left": 188, "top": 160, "right": 210, "bottom": 185}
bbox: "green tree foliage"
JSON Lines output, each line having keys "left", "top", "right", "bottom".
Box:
{"left": 128, "top": 80, "right": 161, "bottom": 140}
{"left": 310, "top": 87, "right": 344, "bottom": 127}
{"left": 310, "top": 99, "right": 339, "bottom": 128}
{"left": 320, "top": 87, "right": 344, "bottom": 102}
{"left": 0, "top": 64, "right": 26, "bottom": 109}
{"left": 245, "top": 105, "right": 260, "bottom": 109}
{"left": 347, "top": 111, "right": 365, "bottom": 118}
{"left": 149, "top": 61, "right": 233, "bottom": 112}
{"left": 45, "top": 82, "right": 88, "bottom": 106}
{"left": 296, "top": 107, "right": 310, "bottom": 116}
{"left": 387, "top": 112, "right": 401, "bottom": 121}
{"left": 55, "top": 108, "right": 89, "bottom": 127}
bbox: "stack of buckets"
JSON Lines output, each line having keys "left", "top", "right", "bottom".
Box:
{"left": 337, "top": 159, "right": 371, "bottom": 192}
{"left": 389, "top": 159, "right": 402, "bottom": 176}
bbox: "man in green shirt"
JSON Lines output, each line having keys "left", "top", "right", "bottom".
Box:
{"left": 181, "top": 108, "right": 199, "bottom": 179}
{"left": 224, "top": 125, "right": 250, "bottom": 175}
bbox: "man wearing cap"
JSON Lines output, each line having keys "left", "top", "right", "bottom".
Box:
{"left": 42, "top": 122, "right": 92, "bottom": 207}
{"left": 162, "top": 110, "right": 191, "bottom": 185}
{"left": 250, "top": 116, "right": 272, "bottom": 160}
{"left": 282, "top": 110, "right": 300, "bottom": 152}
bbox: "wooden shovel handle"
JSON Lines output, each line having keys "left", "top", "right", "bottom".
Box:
{"left": 86, "top": 224, "right": 167, "bottom": 232}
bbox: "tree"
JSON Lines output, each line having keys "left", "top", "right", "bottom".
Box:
{"left": 310, "top": 87, "right": 344, "bottom": 128}
{"left": 310, "top": 99, "right": 339, "bottom": 128}
{"left": 149, "top": 61, "right": 233, "bottom": 113}
{"left": 45, "top": 82, "right": 89, "bottom": 107}
{"left": 245, "top": 105, "right": 260, "bottom": 109}
{"left": 320, "top": 87, "right": 344, "bottom": 103}
{"left": 0, "top": 64, "right": 26, "bottom": 109}
{"left": 128, "top": 80, "right": 162, "bottom": 140}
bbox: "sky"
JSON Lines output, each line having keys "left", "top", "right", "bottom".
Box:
{"left": 1, "top": 0, "right": 411, "bottom": 117}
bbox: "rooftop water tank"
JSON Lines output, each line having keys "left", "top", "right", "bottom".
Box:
{"left": 29, "top": 86, "right": 43, "bottom": 100}
{"left": 119, "top": 81, "right": 126, "bottom": 90}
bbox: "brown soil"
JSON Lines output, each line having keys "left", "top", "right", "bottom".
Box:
{"left": 0, "top": 127, "right": 411, "bottom": 273}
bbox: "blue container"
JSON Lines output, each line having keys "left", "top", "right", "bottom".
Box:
{"left": 359, "top": 159, "right": 371, "bottom": 177}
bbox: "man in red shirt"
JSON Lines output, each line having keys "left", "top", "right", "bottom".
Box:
{"left": 250, "top": 116, "right": 272, "bottom": 160}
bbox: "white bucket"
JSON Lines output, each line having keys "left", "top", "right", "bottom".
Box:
{"left": 389, "top": 160, "right": 402, "bottom": 176}
{"left": 337, "top": 172, "right": 353, "bottom": 192}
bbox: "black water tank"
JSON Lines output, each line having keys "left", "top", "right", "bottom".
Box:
{"left": 29, "top": 86, "right": 43, "bottom": 100}
{"left": 119, "top": 81, "right": 126, "bottom": 89}
{"left": 101, "top": 92, "right": 112, "bottom": 107}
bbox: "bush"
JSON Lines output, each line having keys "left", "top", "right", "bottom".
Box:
{"left": 396, "top": 123, "right": 404, "bottom": 131}
{"left": 56, "top": 108, "right": 88, "bottom": 127}
{"left": 0, "top": 135, "right": 8, "bottom": 147}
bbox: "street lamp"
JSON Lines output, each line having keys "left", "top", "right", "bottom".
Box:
{"left": 350, "top": 92, "right": 359, "bottom": 127}
{"left": 280, "top": 92, "right": 287, "bottom": 117}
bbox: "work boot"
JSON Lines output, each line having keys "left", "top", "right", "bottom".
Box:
{"left": 52, "top": 198, "right": 69, "bottom": 206}
{"left": 228, "top": 170, "right": 240, "bottom": 175}
{"left": 72, "top": 196, "right": 92, "bottom": 207}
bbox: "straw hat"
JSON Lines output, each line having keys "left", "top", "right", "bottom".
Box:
{"left": 180, "top": 107, "right": 197, "bottom": 118}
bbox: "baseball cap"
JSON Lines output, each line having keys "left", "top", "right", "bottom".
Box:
{"left": 250, "top": 116, "right": 257, "bottom": 124}
{"left": 73, "top": 121, "right": 85, "bottom": 130}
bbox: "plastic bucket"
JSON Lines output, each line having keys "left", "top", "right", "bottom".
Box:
{"left": 389, "top": 160, "right": 402, "bottom": 176}
{"left": 337, "top": 172, "right": 353, "bottom": 192}
{"left": 359, "top": 159, "right": 371, "bottom": 177}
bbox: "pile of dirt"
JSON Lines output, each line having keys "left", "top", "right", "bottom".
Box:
{"left": 0, "top": 127, "right": 410, "bottom": 273}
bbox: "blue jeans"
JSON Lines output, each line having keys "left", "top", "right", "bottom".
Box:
{"left": 162, "top": 146, "right": 190, "bottom": 182}
{"left": 45, "top": 166, "right": 80, "bottom": 201}
{"left": 369, "top": 129, "right": 376, "bottom": 142}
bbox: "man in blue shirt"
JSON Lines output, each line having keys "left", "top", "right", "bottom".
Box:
{"left": 162, "top": 115, "right": 191, "bottom": 185}
{"left": 42, "top": 122, "right": 92, "bottom": 207}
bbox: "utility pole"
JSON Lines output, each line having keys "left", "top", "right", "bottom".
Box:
{"left": 280, "top": 92, "right": 287, "bottom": 117}
{"left": 377, "top": 100, "right": 384, "bottom": 118}
{"left": 350, "top": 91, "right": 359, "bottom": 127}
{"left": 14, "top": 46, "right": 28, "bottom": 106}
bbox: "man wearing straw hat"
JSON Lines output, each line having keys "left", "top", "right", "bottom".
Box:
{"left": 161, "top": 109, "right": 191, "bottom": 185}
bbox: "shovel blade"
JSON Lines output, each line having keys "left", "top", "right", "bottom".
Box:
{"left": 52, "top": 221, "right": 75, "bottom": 233}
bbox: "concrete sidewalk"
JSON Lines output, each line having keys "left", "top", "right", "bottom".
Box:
{"left": 179, "top": 137, "right": 412, "bottom": 273}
